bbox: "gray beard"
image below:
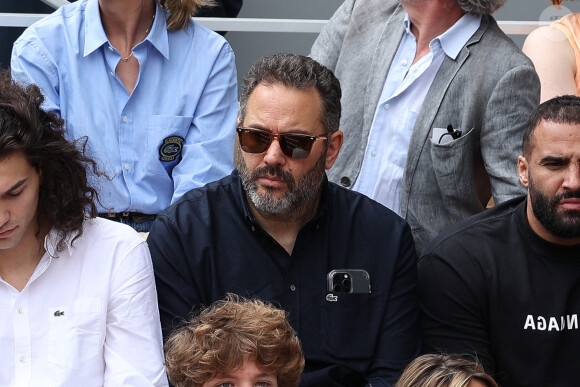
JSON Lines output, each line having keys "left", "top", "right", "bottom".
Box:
{"left": 236, "top": 149, "right": 326, "bottom": 220}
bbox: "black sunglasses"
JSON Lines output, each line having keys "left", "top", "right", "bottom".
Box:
{"left": 237, "top": 127, "right": 330, "bottom": 160}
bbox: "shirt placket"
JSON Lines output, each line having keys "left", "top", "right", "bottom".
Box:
{"left": 12, "top": 289, "right": 31, "bottom": 386}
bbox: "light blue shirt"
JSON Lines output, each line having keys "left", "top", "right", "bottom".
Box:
{"left": 352, "top": 13, "right": 481, "bottom": 215}
{"left": 11, "top": 0, "right": 237, "bottom": 214}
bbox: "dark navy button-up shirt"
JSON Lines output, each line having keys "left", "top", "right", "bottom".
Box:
{"left": 149, "top": 170, "right": 419, "bottom": 387}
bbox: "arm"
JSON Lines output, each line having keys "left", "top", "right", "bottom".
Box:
{"left": 523, "top": 26, "right": 577, "bottom": 102}
{"left": 171, "top": 42, "right": 237, "bottom": 202}
{"left": 309, "top": 0, "right": 356, "bottom": 71}
{"left": 104, "top": 241, "right": 169, "bottom": 386}
{"left": 418, "top": 252, "right": 493, "bottom": 372}
{"left": 11, "top": 35, "right": 61, "bottom": 114}
{"left": 366, "top": 224, "right": 420, "bottom": 387}
{"left": 482, "top": 65, "right": 540, "bottom": 203}
{"left": 148, "top": 214, "right": 203, "bottom": 339}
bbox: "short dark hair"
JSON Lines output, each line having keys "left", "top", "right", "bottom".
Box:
{"left": 0, "top": 71, "right": 101, "bottom": 251}
{"left": 522, "top": 95, "right": 580, "bottom": 157}
{"left": 164, "top": 294, "right": 305, "bottom": 387}
{"left": 239, "top": 53, "right": 341, "bottom": 134}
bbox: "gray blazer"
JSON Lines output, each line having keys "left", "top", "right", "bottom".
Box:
{"left": 310, "top": 0, "right": 540, "bottom": 254}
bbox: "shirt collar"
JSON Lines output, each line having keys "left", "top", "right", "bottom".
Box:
{"left": 84, "top": 0, "right": 108, "bottom": 57}
{"left": 403, "top": 12, "right": 481, "bottom": 60}
{"left": 84, "top": 0, "right": 170, "bottom": 59}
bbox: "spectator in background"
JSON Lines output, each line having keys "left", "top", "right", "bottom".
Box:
{"left": 419, "top": 96, "right": 580, "bottom": 386}
{"left": 165, "top": 295, "right": 304, "bottom": 387}
{"left": 150, "top": 53, "right": 420, "bottom": 386}
{"left": 310, "top": 0, "right": 540, "bottom": 255}
{"left": 11, "top": 0, "right": 238, "bottom": 232}
{"left": 395, "top": 354, "right": 498, "bottom": 387}
{"left": 0, "top": 72, "right": 167, "bottom": 386}
{"left": 524, "top": 0, "right": 580, "bottom": 102}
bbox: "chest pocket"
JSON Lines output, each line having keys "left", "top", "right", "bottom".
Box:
{"left": 320, "top": 292, "right": 382, "bottom": 360}
{"left": 147, "top": 115, "right": 192, "bottom": 176}
{"left": 48, "top": 297, "right": 104, "bottom": 369}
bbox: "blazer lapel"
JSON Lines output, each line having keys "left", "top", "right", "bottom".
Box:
{"left": 363, "top": 4, "right": 405, "bottom": 131}
{"left": 400, "top": 16, "right": 491, "bottom": 217}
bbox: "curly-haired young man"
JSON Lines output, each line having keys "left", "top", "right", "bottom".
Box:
{"left": 0, "top": 72, "right": 167, "bottom": 386}
{"left": 164, "top": 295, "right": 304, "bottom": 387}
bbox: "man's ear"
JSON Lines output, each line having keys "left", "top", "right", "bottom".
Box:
{"left": 517, "top": 155, "right": 529, "bottom": 188}
{"left": 325, "top": 130, "right": 343, "bottom": 170}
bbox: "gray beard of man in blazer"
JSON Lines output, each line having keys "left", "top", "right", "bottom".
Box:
{"left": 310, "top": 0, "right": 540, "bottom": 254}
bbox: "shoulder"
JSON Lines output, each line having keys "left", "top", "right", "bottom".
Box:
{"left": 421, "top": 196, "right": 525, "bottom": 263}
{"left": 524, "top": 25, "right": 574, "bottom": 62}
{"left": 156, "top": 173, "right": 238, "bottom": 225}
{"left": 473, "top": 17, "right": 533, "bottom": 66}
{"left": 328, "top": 182, "right": 411, "bottom": 231}
{"left": 80, "top": 217, "right": 146, "bottom": 251}
{"left": 16, "top": 0, "right": 84, "bottom": 40}
{"left": 170, "top": 17, "right": 234, "bottom": 55}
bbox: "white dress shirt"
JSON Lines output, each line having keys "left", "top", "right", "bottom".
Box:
{"left": 0, "top": 217, "right": 168, "bottom": 386}
{"left": 352, "top": 13, "right": 481, "bottom": 215}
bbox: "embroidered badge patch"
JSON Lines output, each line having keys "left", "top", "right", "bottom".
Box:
{"left": 159, "top": 136, "right": 184, "bottom": 162}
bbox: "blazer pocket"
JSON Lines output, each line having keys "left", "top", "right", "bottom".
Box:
{"left": 48, "top": 297, "right": 103, "bottom": 369}
{"left": 429, "top": 127, "right": 481, "bottom": 217}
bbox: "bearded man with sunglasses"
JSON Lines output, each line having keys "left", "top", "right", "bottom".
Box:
{"left": 148, "top": 53, "right": 420, "bottom": 387}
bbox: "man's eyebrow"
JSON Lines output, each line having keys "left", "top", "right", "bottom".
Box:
{"left": 539, "top": 155, "right": 568, "bottom": 163}
{"left": 3, "top": 178, "right": 28, "bottom": 194}
{"left": 243, "top": 124, "right": 313, "bottom": 135}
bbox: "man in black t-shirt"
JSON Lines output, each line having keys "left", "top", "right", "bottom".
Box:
{"left": 419, "top": 95, "right": 580, "bottom": 387}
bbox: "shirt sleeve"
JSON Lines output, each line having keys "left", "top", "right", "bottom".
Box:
{"left": 309, "top": 0, "right": 356, "bottom": 71}
{"left": 171, "top": 42, "right": 237, "bottom": 202}
{"left": 104, "top": 241, "right": 169, "bottom": 386}
{"left": 481, "top": 64, "right": 540, "bottom": 203}
{"left": 148, "top": 213, "right": 203, "bottom": 340}
{"left": 11, "top": 34, "right": 61, "bottom": 115}
{"left": 366, "top": 223, "right": 420, "bottom": 387}
{"left": 418, "top": 251, "right": 494, "bottom": 372}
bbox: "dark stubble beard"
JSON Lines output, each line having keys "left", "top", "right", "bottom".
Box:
{"left": 529, "top": 175, "right": 580, "bottom": 239}
{"left": 236, "top": 148, "right": 327, "bottom": 220}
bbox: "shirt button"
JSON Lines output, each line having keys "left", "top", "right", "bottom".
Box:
{"left": 401, "top": 59, "right": 408, "bottom": 66}
{"left": 18, "top": 308, "right": 24, "bottom": 314}
{"left": 371, "top": 150, "right": 377, "bottom": 157}
{"left": 124, "top": 163, "right": 130, "bottom": 171}
{"left": 109, "top": 71, "right": 115, "bottom": 77}
{"left": 340, "top": 176, "right": 351, "bottom": 187}
{"left": 250, "top": 226, "right": 256, "bottom": 232}
{"left": 384, "top": 103, "right": 390, "bottom": 110}
{"left": 122, "top": 115, "right": 128, "bottom": 122}
{"left": 290, "top": 284, "right": 296, "bottom": 291}
{"left": 20, "top": 356, "right": 27, "bottom": 363}
{"left": 108, "top": 46, "right": 114, "bottom": 52}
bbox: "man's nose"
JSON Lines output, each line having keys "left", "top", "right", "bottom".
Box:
{"left": 562, "top": 163, "right": 580, "bottom": 191}
{"left": 263, "top": 136, "right": 287, "bottom": 167}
